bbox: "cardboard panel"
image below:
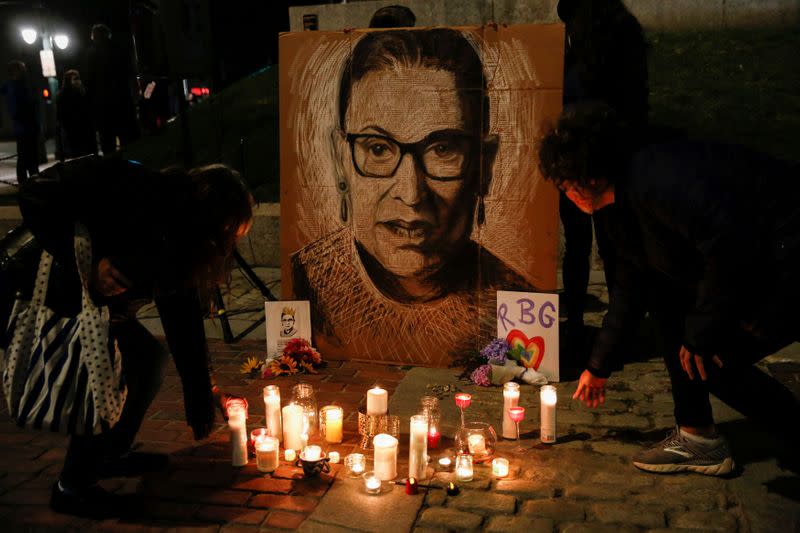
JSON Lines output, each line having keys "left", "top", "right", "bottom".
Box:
{"left": 280, "top": 24, "right": 563, "bottom": 367}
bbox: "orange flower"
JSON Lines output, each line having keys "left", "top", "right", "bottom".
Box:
{"left": 270, "top": 355, "right": 299, "bottom": 376}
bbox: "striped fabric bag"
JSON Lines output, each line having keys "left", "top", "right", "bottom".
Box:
{"left": 1, "top": 223, "right": 126, "bottom": 435}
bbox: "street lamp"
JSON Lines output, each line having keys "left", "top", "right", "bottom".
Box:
{"left": 53, "top": 34, "right": 69, "bottom": 50}
{"left": 21, "top": 28, "right": 38, "bottom": 44}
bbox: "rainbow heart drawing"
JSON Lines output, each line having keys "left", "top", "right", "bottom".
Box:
{"left": 505, "top": 329, "right": 545, "bottom": 370}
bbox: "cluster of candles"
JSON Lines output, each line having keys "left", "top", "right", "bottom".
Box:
{"left": 229, "top": 381, "right": 558, "bottom": 493}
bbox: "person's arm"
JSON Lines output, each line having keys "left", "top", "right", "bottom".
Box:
{"left": 154, "top": 284, "right": 216, "bottom": 440}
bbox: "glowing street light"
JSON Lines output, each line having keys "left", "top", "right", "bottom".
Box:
{"left": 53, "top": 34, "right": 69, "bottom": 50}
{"left": 21, "top": 28, "right": 38, "bottom": 45}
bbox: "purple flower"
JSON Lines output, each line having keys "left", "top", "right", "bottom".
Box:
{"left": 480, "top": 338, "right": 510, "bottom": 365}
{"left": 470, "top": 364, "right": 492, "bottom": 387}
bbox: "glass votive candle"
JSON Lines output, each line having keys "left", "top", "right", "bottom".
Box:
{"left": 284, "top": 449, "right": 297, "bottom": 462}
{"left": 455, "top": 453, "right": 473, "bottom": 482}
{"left": 320, "top": 405, "right": 344, "bottom": 444}
{"left": 250, "top": 427, "right": 268, "bottom": 453}
{"left": 329, "top": 451, "right": 340, "bottom": 464}
{"left": 302, "top": 445, "right": 322, "bottom": 461}
{"left": 256, "top": 436, "right": 279, "bottom": 473}
{"left": 492, "top": 457, "right": 509, "bottom": 477}
{"left": 363, "top": 471, "right": 382, "bottom": 494}
{"left": 345, "top": 453, "right": 366, "bottom": 477}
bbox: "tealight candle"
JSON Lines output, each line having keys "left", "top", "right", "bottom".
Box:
{"left": 256, "top": 436, "right": 279, "bottom": 473}
{"left": 303, "top": 445, "right": 322, "bottom": 462}
{"left": 502, "top": 382, "right": 520, "bottom": 439}
{"left": 366, "top": 386, "right": 388, "bottom": 416}
{"left": 363, "top": 471, "right": 381, "bottom": 494}
{"left": 492, "top": 457, "right": 509, "bottom": 477}
{"left": 373, "top": 433, "right": 398, "bottom": 481}
{"left": 455, "top": 453, "right": 473, "bottom": 482}
{"left": 438, "top": 457, "right": 452, "bottom": 469}
{"left": 284, "top": 449, "right": 296, "bottom": 462}
{"left": 446, "top": 481, "right": 461, "bottom": 496}
{"left": 345, "top": 453, "right": 366, "bottom": 476}
{"left": 467, "top": 434, "right": 486, "bottom": 455}
{"left": 321, "top": 405, "right": 344, "bottom": 443}
{"left": 263, "top": 385, "right": 282, "bottom": 442}
{"left": 329, "top": 451, "right": 340, "bottom": 464}
{"left": 540, "top": 385, "right": 557, "bottom": 444}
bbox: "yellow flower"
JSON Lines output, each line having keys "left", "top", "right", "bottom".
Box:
{"left": 239, "top": 356, "right": 264, "bottom": 375}
{"left": 270, "top": 355, "right": 299, "bottom": 376}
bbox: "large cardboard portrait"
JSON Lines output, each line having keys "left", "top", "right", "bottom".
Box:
{"left": 280, "top": 24, "right": 563, "bottom": 366}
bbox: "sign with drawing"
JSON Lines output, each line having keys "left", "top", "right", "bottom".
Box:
{"left": 265, "top": 301, "right": 312, "bottom": 359}
{"left": 496, "top": 291, "right": 559, "bottom": 382}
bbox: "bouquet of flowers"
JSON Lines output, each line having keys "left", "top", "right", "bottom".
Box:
{"left": 238, "top": 338, "right": 324, "bottom": 378}
{"left": 452, "top": 338, "right": 547, "bottom": 387}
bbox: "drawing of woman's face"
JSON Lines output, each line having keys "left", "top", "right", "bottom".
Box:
{"left": 341, "top": 66, "right": 479, "bottom": 280}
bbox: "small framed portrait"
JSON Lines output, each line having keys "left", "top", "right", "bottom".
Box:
{"left": 265, "top": 301, "right": 312, "bottom": 359}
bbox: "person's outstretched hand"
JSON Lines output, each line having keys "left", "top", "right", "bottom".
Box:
{"left": 93, "top": 257, "right": 131, "bottom": 297}
{"left": 572, "top": 369, "right": 607, "bottom": 408}
{"left": 214, "top": 387, "right": 248, "bottom": 422}
{"left": 679, "top": 345, "right": 723, "bottom": 381}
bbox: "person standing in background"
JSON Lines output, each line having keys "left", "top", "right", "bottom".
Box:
{"left": 0, "top": 61, "right": 40, "bottom": 183}
{"left": 56, "top": 69, "right": 97, "bottom": 160}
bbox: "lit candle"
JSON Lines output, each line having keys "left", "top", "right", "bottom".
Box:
{"left": 322, "top": 406, "right": 343, "bottom": 443}
{"left": 363, "top": 472, "right": 381, "bottom": 494}
{"left": 455, "top": 453, "right": 473, "bottom": 482}
{"left": 227, "top": 401, "right": 248, "bottom": 467}
{"left": 329, "top": 451, "right": 340, "bottom": 464}
{"left": 282, "top": 404, "right": 305, "bottom": 451}
{"left": 427, "top": 426, "right": 440, "bottom": 449}
{"left": 467, "top": 434, "right": 486, "bottom": 455}
{"left": 405, "top": 477, "right": 419, "bottom": 495}
{"left": 408, "top": 414, "right": 428, "bottom": 480}
{"left": 303, "top": 445, "right": 322, "bottom": 462}
{"left": 492, "top": 457, "right": 509, "bottom": 477}
{"left": 446, "top": 481, "right": 461, "bottom": 496}
{"left": 366, "top": 386, "right": 388, "bottom": 416}
{"left": 250, "top": 427, "right": 268, "bottom": 456}
{"left": 284, "top": 449, "right": 296, "bottom": 462}
{"left": 256, "top": 436, "right": 279, "bottom": 473}
{"left": 373, "top": 433, "right": 398, "bottom": 481}
{"left": 455, "top": 393, "right": 472, "bottom": 409}
{"left": 438, "top": 457, "right": 452, "bottom": 470}
{"left": 346, "top": 453, "right": 366, "bottom": 476}
{"left": 502, "top": 382, "right": 520, "bottom": 439}
{"left": 540, "top": 385, "right": 557, "bottom": 444}
{"left": 263, "top": 385, "right": 283, "bottom": 442}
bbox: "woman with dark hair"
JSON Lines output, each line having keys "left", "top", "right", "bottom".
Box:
{"left": 56, "top": 69, "right": 97, "bottom": 159}
{"left": 13, "top": 155, "right": 253, "bottom": 517}
{"left": 291, "top": 29, "right": 532, "bottom": 365}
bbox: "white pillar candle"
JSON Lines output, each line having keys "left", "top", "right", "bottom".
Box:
{"left": 408, "top": 414, "right": 428, "bottom": 480}
{"left": 322, "top": 406, "right": 344, "bottom": 443}
{"left": 263, "top": 385, "right": 283, "bottom": 442}
{"left": 540, "top": 385, "right": 557, "bottom": 444}
{"left": 329, "top": 451, "right": 340, "bottom": 464}
{"left": 492, "top": 457, "right": 509, "bottom": 477}
{"left": 467, "top": 434, "right": 486, "bottom": 455}
{"left": 256, "top": 436, "right": 279, "bottom": 473}
{"left": 373, "top": 433, "right": 398, "bottom": 481}
{"left": 284, "top": 448, "right": 296, "bottom": 462}
{"left": 455, "top": 453, "right": 473, "bottom": 482}
{"left": 282, "top": 404, "right": 305, "bottom": 450}
{"left": 303, "top": 445, "right": 322, "bottom": 461}
{"left": 502, "top": 382, "right": 521, "bottom": 439}
{"left": 366, "top": 386, "right": 388, "bottom": 416}
{"left": 227, "top": 404, "right": 248, "bottom": 467}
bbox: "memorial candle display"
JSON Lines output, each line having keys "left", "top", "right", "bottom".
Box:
{"left": 540, "top": 385, "right": 557, "bottom": 444}
{"left": 502, "top": 382, "right": 520, "bottom": 439}
{"left": 366, "top": 386, "right": 388, "bottom": 416}
{"left": 263, "top": 385, "right": 282, "bottom": 441}
{"left": 455, "top": 453, "right": 473, "bottom": 482}
{"left": 492, "top": 457, "right": 509, "bottom": 477}
{"left": 373, "top": 433, "right": 398, "bottom": 481}
{"left": 282, "top": 403, "right": 305, "bottom": 450}
{"left": 408, "top": 415, "right": 428, "bottom": 480}
{"left": 227, "top": 401, "right": 248, "bottom": 467}
{"left": 256, "top": 436, "right": 279, "bottom": 473}
{"left": 321, "top": 405, "right": 344, "bottom": 443}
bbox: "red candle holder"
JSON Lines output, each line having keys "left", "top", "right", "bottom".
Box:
{"left": 427, "top": 427, "right": 441, "bottom": 449}
{"left": 454, "top": 393, "right": 472, "bottom": 409}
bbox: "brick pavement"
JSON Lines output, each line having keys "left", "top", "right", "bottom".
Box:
{"left": 0, "top": 340, "right": 407, "bottom": 531}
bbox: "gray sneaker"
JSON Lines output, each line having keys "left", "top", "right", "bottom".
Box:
{"left": 633, "top": 428, "right": 735, "bottom": 476}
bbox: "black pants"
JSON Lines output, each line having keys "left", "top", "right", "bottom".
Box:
{"left": 60, "top": 319, "right": 169, "bottom": 488}
{"left": 649, "top": 288, "right": 800, "bottom": 440}
{"left": 16, "top": 132, "right": 39, "bottom": 183}
{"left": 560, "top": 192, "right": 615, "bottom": 327}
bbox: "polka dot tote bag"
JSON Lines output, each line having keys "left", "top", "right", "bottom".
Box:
{"left": 2, "top": 223, "right": 127, "bottom": 435}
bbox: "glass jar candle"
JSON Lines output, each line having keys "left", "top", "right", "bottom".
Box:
{"left": 455, "top": 422, "right": 498, "bottom": 462}
{"left": 345, "top": 453, "right": 366, "bottom": 477}
{"left": 419, "top": 396, "right": 441, "bottom": 449}
{"left": 291, "top": 383, "right": 318, "bottom": 435}
{"left": 502, "top": 382, "right": 520, "bottom": 439}
{"left": 256, "top": 436, "right": 279, "bottom": 473}
{"left": 540, "top": 385, "right": 557, "bottom": 444}
{"left": 363, "top": 471, "right": 382, "bottom": 494}
{"left": 263, "top": 385, "right": 282, "bottom": 441}
{"left": 320, "top": 405, "right": 344, "bottom": 444}
{"left": 492, "top": 457, "right": 509, "bottom": 477}
{"left": 455, "top": 453, "right": 473, "bottom": 482}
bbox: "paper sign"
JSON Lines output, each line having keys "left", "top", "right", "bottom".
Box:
{"left": 265, "top": 301, "right": 312, "bottom": 360}
{"left": 496, "top": 291, "right": 559, "bottom": 382}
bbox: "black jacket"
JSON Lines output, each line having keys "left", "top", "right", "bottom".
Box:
{"left": 589, "top": 141, "right": 800, "bottom": 377}
{"left": 17, "top": 155, "right": 214, "bottom": 431}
